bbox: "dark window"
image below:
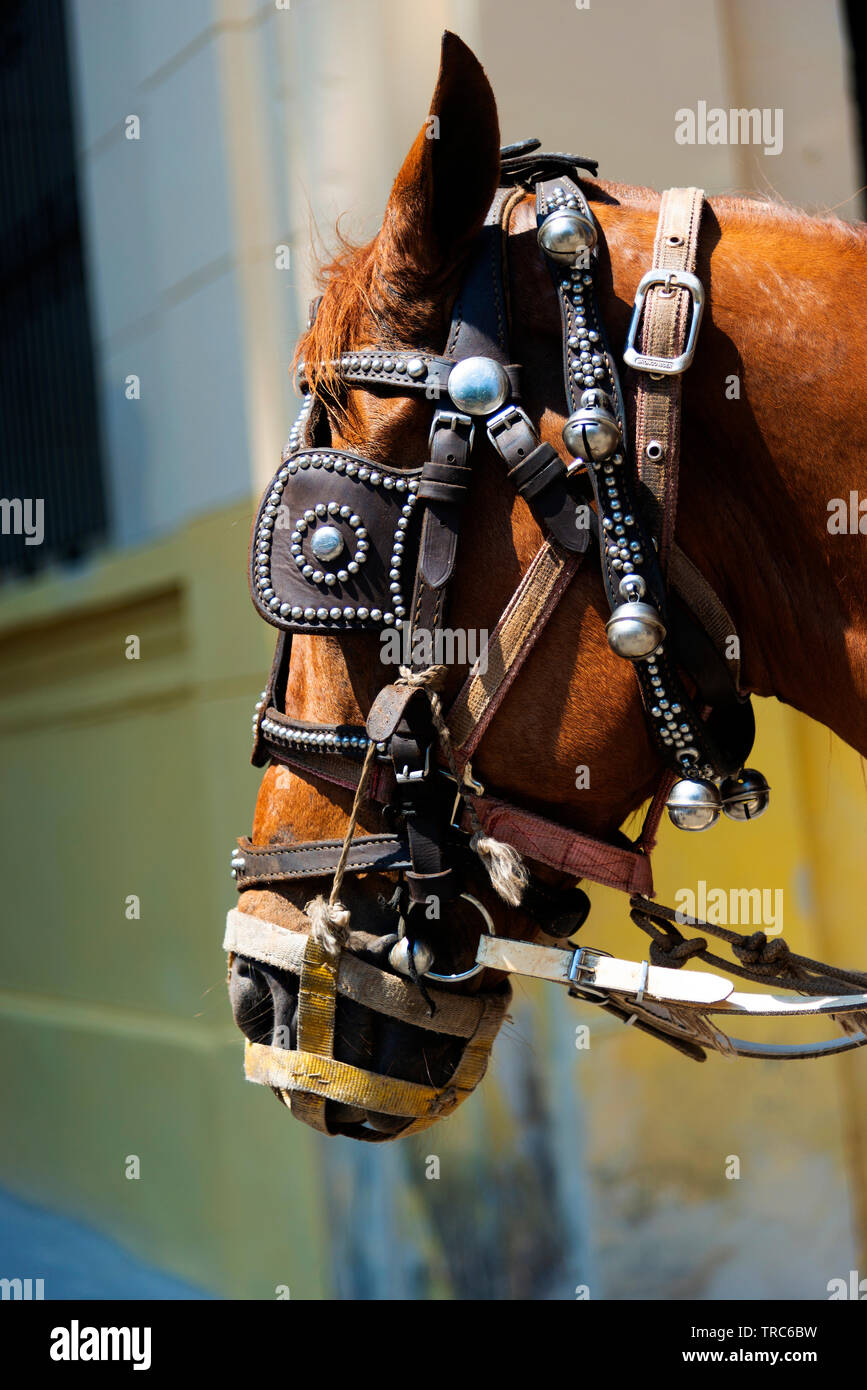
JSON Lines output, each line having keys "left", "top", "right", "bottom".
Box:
{"left": 0, "top": 0, "right": 106, "bottom": 579}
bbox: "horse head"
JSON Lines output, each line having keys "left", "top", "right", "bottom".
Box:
{"left": 226, "top": 31, "right": 867, "bottom": 1139}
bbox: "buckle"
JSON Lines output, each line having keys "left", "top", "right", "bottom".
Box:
{"left": 394, "top": 742, "right": 432, "bottom": 784}
{"left": 486, "top": 403, "right": 534, "bottom": 454}
{"left": 622, "top": 269, "right": 705, "bottom": 375}
{"left": 566, "top": 946, "right": 612, "bottom": 1002}
{"left": 428, "top": 409, "right": 475, "bottom": 454}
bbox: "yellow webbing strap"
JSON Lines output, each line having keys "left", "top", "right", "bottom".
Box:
{"left": 246, "top": 1045, "right": 455, "bottom": 1118}
{"left": 242, "top": 928, "right": 513, "bottom": 1138}
{"left": 288, "top": 934, "right": 339, "bottom": 1133}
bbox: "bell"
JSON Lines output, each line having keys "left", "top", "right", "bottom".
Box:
{"left": 666, "top": 778, "right": 723, "bottom": 832}
{"left": 447, "top": 356, "right": 510, "bottom": 416}
{"left": 562, "top": 391, "right": 621, "bottom": 462}
{"left": 605, "top": 601, "right": 665, "bottom": 659}
{"left": 537, "top": 208, "right": 598, "bottom": 264}
{"left": 720, "top": 768, "right": 771, "bottom": 822}
{"left": 388, "top": 937, "right": 435, "bottom": 978}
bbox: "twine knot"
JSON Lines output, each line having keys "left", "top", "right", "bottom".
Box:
{"left": 397, "top": 664, "right": 448, "bottom": 691}
{"left": 649, "top": 932, "right": 708, "bottom": 968}
{"left": 305, "top": 895, "right": 352, "bottom": 956}
{"left": 733, "top": 931, "right": 790, "bottom": 970}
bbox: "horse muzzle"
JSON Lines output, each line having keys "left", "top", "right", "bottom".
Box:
{"left": 224, "top": 907, "right": 512, "bottom": 1142}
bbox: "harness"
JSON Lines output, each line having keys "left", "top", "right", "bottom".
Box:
{"left": 225, "top": 142, "right": 867, "bottom": 1140}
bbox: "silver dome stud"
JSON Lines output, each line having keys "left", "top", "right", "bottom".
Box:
{"left": 605, "top": 601, "right": 666, "bottom": 659}
{"left": 388, "top": 937, "right": 435, "bottom": 979}
{"left": 447, "top": 356, "right": 510, "bottom": 416}
{"left": 720, "top": 768, "right": 771, "bottom": 822}
{"left": 537, "top": 208, "right": 598, "bottom": 264}
{"left": 310, "top": 524, "right": 344, "bottom": 562}
{"left": 562, "top": 389, "right": 621, "bottom": 462}
{"left": 666, "top": 777, "right": 723, "bottom": 832}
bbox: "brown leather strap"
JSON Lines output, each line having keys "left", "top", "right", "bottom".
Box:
{"left": 299, "top": 353, "right": 522, "bottom": 400}
{"left": 631, "top": 186, "right": 704, "bottom": 570}
{"left": 231, "top": 834, "right": 411, "bottom": 890}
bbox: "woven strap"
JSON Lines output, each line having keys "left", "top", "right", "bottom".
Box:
{"left": 632, "top": 186, "right": 704, "bottom": 569}
{"left": 288, "top": 934, "right": 338, "bottom": 1132}
{"left": 448, "top": 538, "right": 582, "bottom": 755}
{"left": 224, "top": 909, "right": 487, "bottom": 1037}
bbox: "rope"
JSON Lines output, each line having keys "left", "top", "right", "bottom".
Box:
{"left": 305, "top": 739, "right": 377, "bottom": 955}
{"left": 630, "top": 895, "right": 867, "bottom": 997}
{"left": 398, "top": 665, "right": 529, "bottom": 907}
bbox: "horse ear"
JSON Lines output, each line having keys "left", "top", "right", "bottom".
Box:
{"left": 376, "top": 31, "right": 500, "bottom": 286}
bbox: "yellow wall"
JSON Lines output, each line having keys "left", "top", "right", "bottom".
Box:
{"left": 2, "top": 508, "right": 866, "bottom": 1297}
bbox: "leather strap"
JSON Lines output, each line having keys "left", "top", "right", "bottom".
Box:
{"left": 231, "top": 834, "right": 411, "bottom": 890}
{"left": 630, "top": 186, "right": 704, "bottom": 570}
{"left": 300, "top": 354, "right": 522, "bottom": 402}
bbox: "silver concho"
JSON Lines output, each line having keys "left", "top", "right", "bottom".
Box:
{"left": 310, "top": 525, "right": 344, "bottom": 562}
{"left": 447, "top": 356, "right": 510, "bottom": 416}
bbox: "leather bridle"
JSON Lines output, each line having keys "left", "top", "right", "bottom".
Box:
{"left": 225, "top": 142, "right": 867, "bottom": 1141}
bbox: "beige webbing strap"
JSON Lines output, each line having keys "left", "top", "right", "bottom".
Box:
{"left": 448, "top": 539, "right": 582, "bottom": 755}
{"left": 632, "top": 186, "right": 704, "bottom": 570}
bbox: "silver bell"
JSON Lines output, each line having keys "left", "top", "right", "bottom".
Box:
{"left": 605, "top": 601, "right": 666, "bottom": 659}
{"left": 720, "top": 768, "right": 771, "bottom": 822}
{"left": 388, "top": 937, "right": 435, "bottom": 979}
{"left": 562, "top": 391, "right": 621, "bottom": 462}
{"left": 537, "top": 208, "right": 598, "bottom": 264}
{"left": 666, "top": 777, "right": 723, "bottom": 832}
{"left": 447, "top": 356, "right": 510, "bottom": 416}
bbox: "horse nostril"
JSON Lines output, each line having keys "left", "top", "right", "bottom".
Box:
{"left": 229, "top": 955, "right": 274, "bottom": 1045}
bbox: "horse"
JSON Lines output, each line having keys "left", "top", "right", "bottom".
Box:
{"left": 225, "top": 31, "right": 867, "bottom": 1141}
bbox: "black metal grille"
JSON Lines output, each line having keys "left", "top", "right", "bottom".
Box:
{"left": 0, "top": 0, "right": 106, "bottom": 579}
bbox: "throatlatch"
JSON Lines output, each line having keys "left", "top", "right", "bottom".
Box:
{"left": 227, "top": 141, "right": 867, "bottom": 1142}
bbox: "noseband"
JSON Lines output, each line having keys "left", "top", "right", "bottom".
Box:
{"left": 226, "top": 142, "right": 867, "bottom": 1140}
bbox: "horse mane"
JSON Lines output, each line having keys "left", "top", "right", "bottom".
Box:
{"left": 294, "top": 181, "right": 866, "bottom": 417}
